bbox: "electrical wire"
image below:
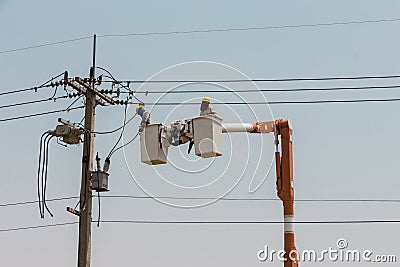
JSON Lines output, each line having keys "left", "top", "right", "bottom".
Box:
{"left": 98, "top": 18, "right": 400, "bottom": 39}
{"left": 0, "top": 96, "right": 68, "bottom": 110}
{"left": 0, "top": 72, "right": 65, "bottom": 97}
{"left": 0, "top": 196, "right": 77, "bottom": 207}
{"left": 107, "top": 105, "right": 129, "bottom": 158}
{"left": 37, "top": 133, "right": 54, "bottom": 218}
{"left": 1, "top": 219, "right": 400, "bottom": 233}
{"left": 0, "top": 222, "right": 79, "bottom": 233}
{"left": 108, "top": 131, "right": 139, "bottom": 158}
{"left": 96, "top": 219, "right": 400, "bottom": 225}
{"left": 2, "top": 18, "right": 399, "bottom": 55}
{"left": 126, "top": 98, "right": 400, "bottom": 106}
{"left": 92, "top": 113, "right": 137, "bottom": 135}
{"left": 96, "top": 66, "right": 143, "bottom": 103}
{"left": 0, "top": 36, "right": 92, "bottom": 54}
{"left": 103, "top": 74, "right": 400, "bottom": 84}
{"left": 3, "top": 195, "right": 400, "bottom": 209}
{"left": 0, "top": 105, "right": 84, "bottom": 123}
{"left": 118, "top": 84, "right": 400, "bottom": 94}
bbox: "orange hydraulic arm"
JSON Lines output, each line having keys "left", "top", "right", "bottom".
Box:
{"left": 275, "top": 120, "right": 298, "bottom": 267}
{"left": 224, "top": 119, "right": 299, "bottom": 266}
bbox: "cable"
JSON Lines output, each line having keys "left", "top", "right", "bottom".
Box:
{"left": 42, "top": 135, "right": 54, "bottom": 218}
{"left": 119, "top": 84, "right": 400, "bottom": 94}
{"left": 37, "top": 132, "right": 47, "bottom": 218}
{"left": 107, "top": 105, "right": 129, "bottom": 158}
{"left": 0, "top": 72, "right": 65, "bottom": 97}
{"left": 104, "top": 74, "right": 400, "bottom": 84}
{"left": 2, "top": 18, "right": 399, "bottom": 55}
{"left": 0, "top": 105, "right": 84, "bottom": 123}
{"left": 97, "top": 191, "right": 101, "bottom": 227}
{"left": 98, "top": 195, "right": 400, "bottom": 203}
{"left": 0, "top": 36, "right": 92, "bottom": 54}
{"left": 108, "top": 131, "right": 139, "bottom": 157}
{"left": 92, "top": 113, "right": 137, "bottom": 135}
{"left": 0, "top": 222, "right": 78, "bottom": 233}
{"left": 37, "top": 133, "right": 54, "bottom": 218}
{"left": 1, "top": 219, "right": 399, "bottom": 233}
{"left": 96, "top": 66, "right": 143, "bottom": 103}
{"left": 0, "top": 196, "right": 77, "bottom": 207}
{"left": 126, "top": 98, "right": 400, "bottom": 106}
{"left": 98, "top": 18, "right": 400, "bottom": 39}
{"left": 3, "top": 195, "right": 400, "bottom": 208}
{"left": 0, "top": 96, "right": 68, "bottom": 110}
{"left": 96, "top": 219, "right": 400, "bottom": 225}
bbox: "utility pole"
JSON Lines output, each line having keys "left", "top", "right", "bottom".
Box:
{"left": 77, "top": 34, "right": 97, "bottom": 267}
{"left": 62, "top": 34, "right": 115, "bottom": 267}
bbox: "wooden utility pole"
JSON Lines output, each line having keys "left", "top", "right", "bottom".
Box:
{"left": 63, "top": 34, "right": 114, "bottom": 267}
{"left": 77, "top": 88, "right": 95, "bottom": 267}
{"left": 77, "top": 34, "right": 97, "bottom": 267}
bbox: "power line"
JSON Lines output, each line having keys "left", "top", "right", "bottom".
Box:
{"left": 0, "top": 222, "right": 78, "bottom": 233}
{"left": 97, "top": 219, "right": 400, "bottom": 225}
{"left": 2, "top": 219, "right": 400, "bottom": 233}
{"left": 0, "top": 96, "right": 68, "bottom": 110}
{"left": 128, "top": 98, "right": 400, "bottom": 106}
{"left": 0, "top": 72, "right": 65, "bottom": 97}
{"left": 0, "top": 105, "right": 84, "bottom": 123}
{"left": 119, "top": 84, "right": 400, "bottom": 94}
{"left": 1, "top": 18, "right": 400, "bottom": 55}
{"left": 98, "top": 18, "right": 400, "bottom": 38}
{"left": 2, "top": 195, "right": 400, "bottom": 208}
{"left": 104, "top": 74, "right": 400, "bottom": 84}
{"left": 0, "top": 36, "right": 92, "bottom": 54}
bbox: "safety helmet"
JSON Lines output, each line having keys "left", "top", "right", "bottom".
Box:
{"left": 202, "top": 97, "right": 211, "bottom": 103}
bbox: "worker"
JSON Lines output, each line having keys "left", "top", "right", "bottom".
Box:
{"left": 136, "top": 104, "right": 150, "bottom": 132}
{"left": 199, "top": 97, "right": 216, "bottom": 116}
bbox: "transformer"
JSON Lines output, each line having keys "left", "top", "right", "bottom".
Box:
{"left": 91, "top": 171, "right": 109, "bottom": 192}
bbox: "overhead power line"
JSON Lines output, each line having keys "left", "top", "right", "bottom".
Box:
{"left": 1, "top": 18, "right": 400, "bottom": 55}
{"left": 0, "top": 96, "right": 68, "bottom": 110}
{"left": 0, "top": 105, "right": 84, "bottom": 123}
{"left": 2, "top": 219, "right": 400, "bottom": 233}
{"left": 97, "top": 219, "right": 400, "bottom": 225}
{"left": 130, "top": 98, "right": 400, "bottom": 106}
{"left": 2, "top": 195, "right": 400, "bottom": 208}
{"left": 0, "top": 222, "right": 78, "bottom": 233}
{"left": 104, "top": 74, "right": 400, "bottom": 84}
{"left": 120, "top": 84, "right": 400, "bottom": 94}
{"left": 98, "top": 18, "right": 400, "bottom": 38}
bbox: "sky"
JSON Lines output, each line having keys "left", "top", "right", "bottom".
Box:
{"left": 1, "top": 1, "right": 400, "bottom": 266}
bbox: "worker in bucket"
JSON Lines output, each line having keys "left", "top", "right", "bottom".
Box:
{"left": 199, "top": 97, "right": 216, "bottom": 116}
{"left": 136, "top": 104, "right": 150, "bottom": 132}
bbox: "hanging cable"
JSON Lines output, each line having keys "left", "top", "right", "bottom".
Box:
{"left": 107, "top": 104, "right": 129, "bottom": 158}
{"left": 108, "top": 131, "right": 139, "bottom": 158}
{"left": 37, "top": 132, "right": 54, "bottom": 218}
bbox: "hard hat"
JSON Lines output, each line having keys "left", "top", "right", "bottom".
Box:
{"left": 136, "top": 105, "right": 145, "bottom": 114}
{"left": 202, "top": 97, "right": 211, "bottom": 103}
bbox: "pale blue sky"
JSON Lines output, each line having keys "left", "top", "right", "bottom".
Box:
{"left": 1, "top": 1, "right": 400, "bottom": 266}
